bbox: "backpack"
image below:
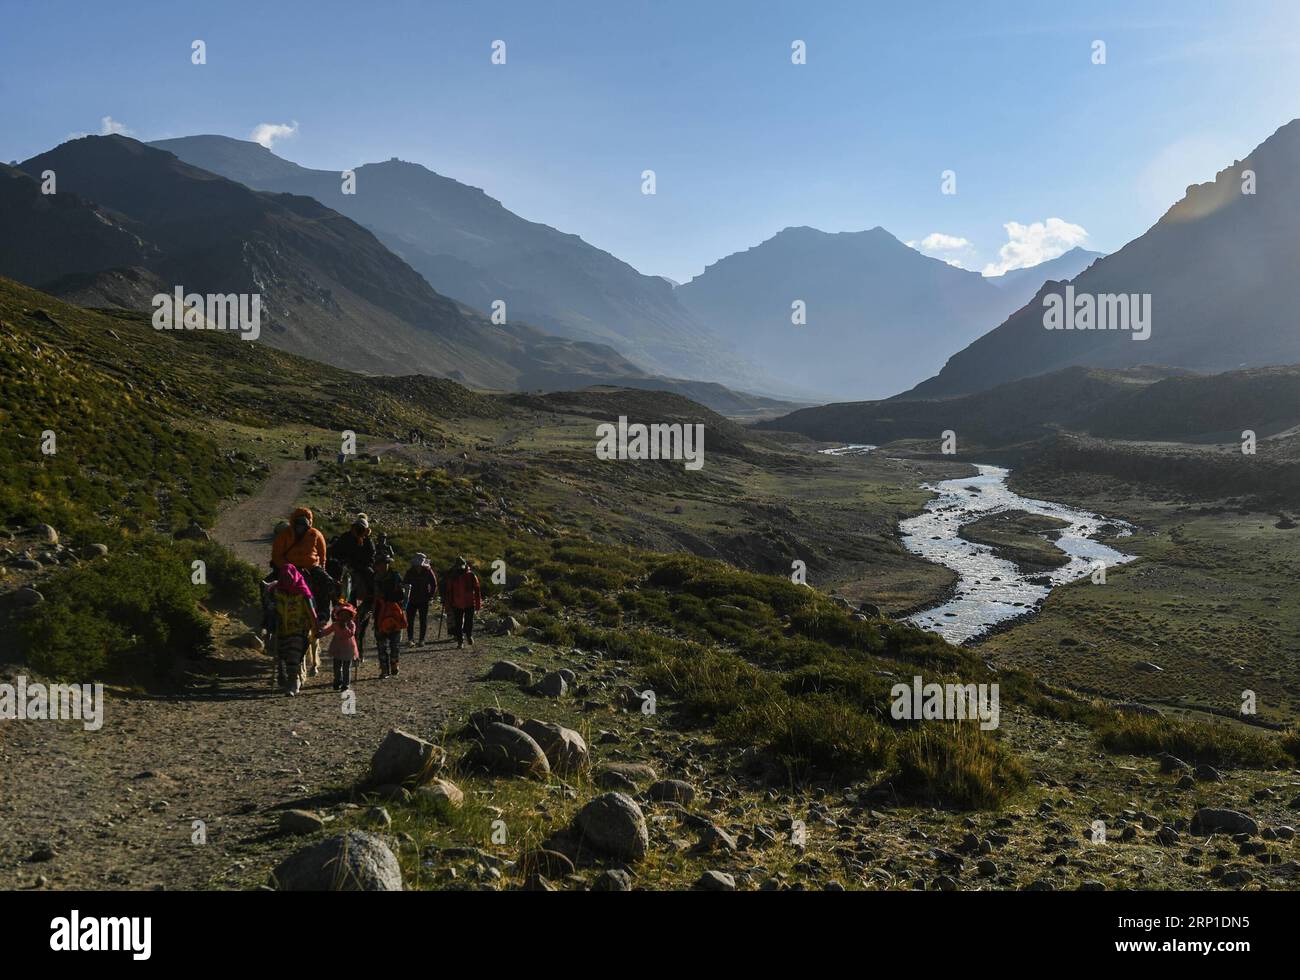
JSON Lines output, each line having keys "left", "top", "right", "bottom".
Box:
{"left": 376, "top": 599, "right": 408, "bottom": 635}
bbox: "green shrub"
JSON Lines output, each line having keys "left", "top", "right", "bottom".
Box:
{"left": 1098, "top": 714, "right": 1290, "bottom": 768}
{"left": 893, "top": 724, "right": 1029, "bottom": 810}
{"left": 17, "top": 540, "right": 222, "bottom": 681}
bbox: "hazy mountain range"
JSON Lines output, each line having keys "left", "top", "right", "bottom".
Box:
{"left": 151, "top": 135, "right": 778, "bottom": 396}
{"left": 4, "top": 119, "right": 1294, "bottom": 414}
{"left": 674, "top": 226, "right": 1102, "bottom": 399}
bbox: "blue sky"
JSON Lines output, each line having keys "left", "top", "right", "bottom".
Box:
{"left": 5, "top": 0, "right": 1300, "bottom": 283}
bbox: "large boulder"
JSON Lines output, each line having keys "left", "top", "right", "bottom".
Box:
{"left": 269, "top": 831, "right": 402, "bottom": 891}
{"left": 369, "top": 729, "right": 444, "bottom": 786}
{"left": 520, "top": 719, "right": 590, "bottom": 774}
{"left": 465, "top": 723, "right": 551, "bottom": 779}
{"left": 1191, "top": 808, "right": 1258, "bottom": 837}
{"left": 573, "top": 792, "right": 649, "bottom": 861}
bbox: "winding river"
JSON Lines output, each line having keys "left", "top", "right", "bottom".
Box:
{"left": 896, "top": 463, "right": 1135, "bottom": 644}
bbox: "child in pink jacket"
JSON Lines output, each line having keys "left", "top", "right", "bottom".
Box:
{"left": 319, "top": 603, "right": 360, "bottom": 691}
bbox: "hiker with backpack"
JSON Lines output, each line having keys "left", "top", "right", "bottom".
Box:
{"left": 271, "top": 564, "right": 317, "bottom": 696}
{"left": 271, "top": 509, "right": 329, "bottom": 676}
{"left": 372, "top": 550, "right": 409, "bottom": 678}
{"left": 403, "top": 553, "right": 438, "bottom": 647}
{"left": 330, "top": 514, "right": 376, "bottom": 652}
{"left": 318, "top": 602, "right": 360, "bottom": 691}
{"left": 442, "top": 556, "right": 482, "bottom": 648}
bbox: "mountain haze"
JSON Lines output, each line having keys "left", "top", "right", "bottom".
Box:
{"left": 3, "top": 136, "right": 690, "bottom": 392}
{"left": 674, "top": 226, "right": 1089, "bottom": 401}
{"left": 151, "top": 135, "right": 782, "bottom": 396}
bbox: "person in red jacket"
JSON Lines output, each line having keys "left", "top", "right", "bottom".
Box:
{"left": 442, "top": 556, "right": 482, "bottom": 648}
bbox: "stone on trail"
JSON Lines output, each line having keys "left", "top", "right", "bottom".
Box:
{"left": 269, "top": 831, "right": 403, "bottom": 891}
{"left": 279, "top": 809, "right": 325, "bottom": 836}
{"left": 1190, "top": 808, "right": 1258, "bottom": 837}
{"left": 520, "top": 719, "right": 589, "bottom": 774}
{"left": 573, "top": 792, "right": 649, "bottom": 861}
{"left": 369, "top": 729, "right": 445, "bottom": 787}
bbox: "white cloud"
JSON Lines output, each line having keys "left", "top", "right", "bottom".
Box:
{"left": 916, "top": 232, "right": 973, "bottom": 253}
{"left": 907, "top": 232, "right": 975, "bottom": 269}
{"left": 250, "top": 121, "right": 298, "bottom": 149}
{"left": 100, "top": 116, "right": 133, "bottom": 136}
{"left": 981, "top": 218, "right": 1088, "bottom": 276}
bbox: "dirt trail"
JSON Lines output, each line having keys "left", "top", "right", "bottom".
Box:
{"left": 0, "top": 448, "right": 489, "bottom": 890}
{"left": 214, "top": 457, "right": 319, "bottom": 567}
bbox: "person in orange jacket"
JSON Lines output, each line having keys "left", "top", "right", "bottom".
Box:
{"left": 272, "top": 507, "right": 327, "bottom": 572}
{"left": 442, "top": 556, "right": 482, "bottom": 648}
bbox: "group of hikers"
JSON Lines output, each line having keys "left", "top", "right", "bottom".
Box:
{"left": 261, "top": 508, "right": 483, "bottom": 696}
{"left": 302, "top": 444, "right": 326, "bottom": 461}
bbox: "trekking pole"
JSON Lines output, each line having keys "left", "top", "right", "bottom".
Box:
{"left": 437, "top": 607, "right": 444, "bottom": 640}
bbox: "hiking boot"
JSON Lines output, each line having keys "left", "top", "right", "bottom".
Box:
{"left": 391, "top": 664, "right": 400, "bottom": 676}
{"left": 466, "top": 636, "right": 474, "bottom": 646}
{"left": 456, "top": 639, "right": 464, "bottom": 649}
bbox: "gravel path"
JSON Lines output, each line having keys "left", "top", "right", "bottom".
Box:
{"left": 0, "top": 451, "right": 486, "bottom": 890}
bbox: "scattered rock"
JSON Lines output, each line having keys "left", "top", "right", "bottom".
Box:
{"left": 1191, "top": 808, "right": 1258, "bottom": 837}
{"left": 369, "top": 729, "right": 444, "bottom": 786}
{"left": 648, "top": 779, "right": 696, "bottom": 805}
{"left": 11, "top": 587, "right": 43, "bottom": 608}
{"left": 279, "top": 810, "right": 325, "bottom": 836}
{"left": 269, "top": 831, "right": 403, "bottom": 891}
{"left": 465, "top": 723, "right": 551, "bottom": 779}
{"left": 591, "top": 868, "right": 633, "bottom": 892}
{"left": 519, "top": 719, "right": 589, "bottom": 774}
{"left": 486, "top": 661, "right": 531, "bottom": 685}
{"left": 692, "top": 870, "right": 736, "bottom": 892}
{"left": 414, "top": 778, "right": 464, "bottom": 809}
{"left": 573, "top": 792, "right": 649, "bottom": 861}
{"left": 467, "top": 707, "right": 523, "bottom": 735}
{"left": 537, "top": 671, "right": 568, "bottom": 698}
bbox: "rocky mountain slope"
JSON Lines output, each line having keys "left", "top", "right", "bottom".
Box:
{"left": 908, "top": 119, "right": 1300, "bottom": 398}
{"left": 152, "top": 135, "right": 779, "bottom": 395}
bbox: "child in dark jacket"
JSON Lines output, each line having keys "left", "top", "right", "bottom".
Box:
{"left": 372, "top": 552, "right": 408, "bottom": 678}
